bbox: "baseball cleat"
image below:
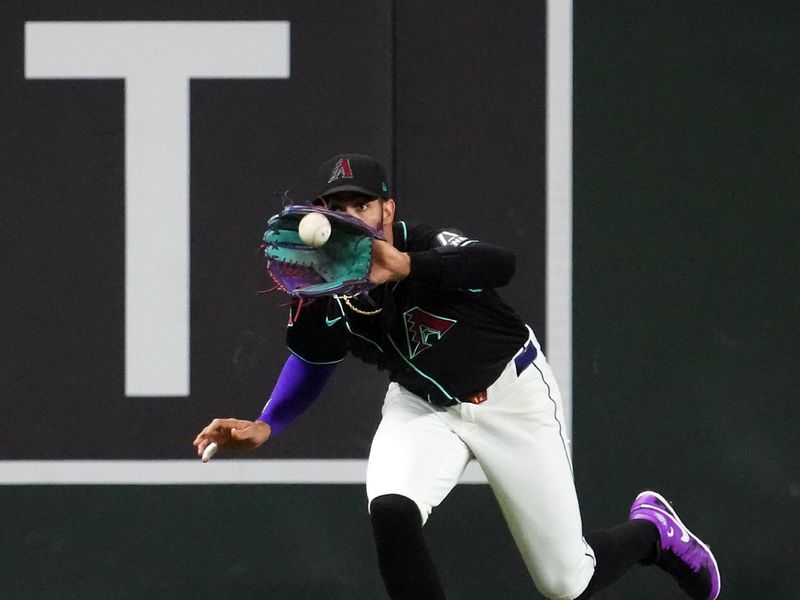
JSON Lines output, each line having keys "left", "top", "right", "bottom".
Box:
{"left": 629, "top": 491, "right": 721, "bottom": 600}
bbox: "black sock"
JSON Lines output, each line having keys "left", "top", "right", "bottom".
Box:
{"left": 370, "top": 494, "right": 446, "bottom": 600}
{"left": 575, "top": 520, "right": 659, "bottom": 599}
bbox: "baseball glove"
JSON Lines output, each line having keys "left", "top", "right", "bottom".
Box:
{"left": 263, "top": 204, "right": 385, "bottom": 298}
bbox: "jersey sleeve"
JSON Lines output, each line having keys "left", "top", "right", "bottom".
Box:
{"left": 285, "top": 297, "right": 348, "bottom": 364}
{"left": 403, "top": 223, "right": 517, "bottom": 289}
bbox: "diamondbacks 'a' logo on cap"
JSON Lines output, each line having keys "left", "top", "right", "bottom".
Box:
{"left": 328, "top": 158, "right": 354, "bottom": 183}
{"left": 403, "top": 307, "right": 456, "bottom": 359}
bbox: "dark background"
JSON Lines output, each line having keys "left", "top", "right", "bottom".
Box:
{"left": 572, "top": 2, "right": 800, "bottom": 598}
{"left": 2, "top": 1, "right": 798, "bottom": 599}
{"left": 1, "top": 0, "right": 545, "bottom": 460}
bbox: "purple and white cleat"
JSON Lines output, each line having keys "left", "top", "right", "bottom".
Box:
{"left": 630, "top": 491, "right": 721, "bottom": 600}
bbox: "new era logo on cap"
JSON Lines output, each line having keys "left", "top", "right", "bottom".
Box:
{"left": 316, "top": 153, "right": 390, "bottom": 200}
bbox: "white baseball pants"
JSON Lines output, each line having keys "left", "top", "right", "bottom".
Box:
{"left": 366, "top": 330, "right": 596, "bottom": 600}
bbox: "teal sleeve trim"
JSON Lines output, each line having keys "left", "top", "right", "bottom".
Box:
{"left": 286, "top": 347, "right": 345, "bottom": 365}
{"left": 400, "top": 221, "right": 408, "bottom": 244}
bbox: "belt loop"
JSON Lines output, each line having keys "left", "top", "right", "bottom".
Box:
{"left": 514, "top": 341, "right": 537, "bottom": 377}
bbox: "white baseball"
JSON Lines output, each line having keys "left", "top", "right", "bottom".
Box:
{"left": 201, "top": 442, "right": 218, "bottom": 463}
{"left": 298, "top": 212, "right": 332, "bottom": 248}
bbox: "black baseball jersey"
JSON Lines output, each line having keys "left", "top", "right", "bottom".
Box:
{"left": 286, "top": 221, "right": 529, "bottom": 406}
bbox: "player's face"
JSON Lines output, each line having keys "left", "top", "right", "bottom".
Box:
{"left": 326, "top": 193, "right": 395, "bottom": 234}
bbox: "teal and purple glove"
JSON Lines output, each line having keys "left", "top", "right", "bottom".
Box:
{"left": 263, "top": 204, "right": 384, "bottom": 298}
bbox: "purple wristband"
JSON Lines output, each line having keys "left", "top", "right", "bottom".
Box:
{"left": 258, "top": 354, "right": 337, "bottom": 435}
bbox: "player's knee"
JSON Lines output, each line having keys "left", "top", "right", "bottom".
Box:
{"left": 533, "top": 567, "right": 592, "bottom": 600}
{"left": 530, "top": 551, "right": 593, "bottom": 600}
{"left": 369, "top": 494, "right": 423, "bottom": 534}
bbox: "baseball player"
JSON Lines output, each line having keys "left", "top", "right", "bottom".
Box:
{"left": 193, "top": 154, "right": 721, "bottom": 600}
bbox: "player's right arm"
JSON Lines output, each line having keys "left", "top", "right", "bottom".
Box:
{"left": 193, "top": 298, "right": 345, "bottom": 459}
{"left": 193, "top": 354, "right": 338, "bottom": 457}
{"left": 193, "top": 417, "right": 271, "bottom": 457}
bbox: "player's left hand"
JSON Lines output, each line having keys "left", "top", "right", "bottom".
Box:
{"left": 369, "top": 239, "right": 410, "bottom": 284}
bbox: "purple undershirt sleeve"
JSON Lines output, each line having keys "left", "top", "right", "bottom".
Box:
{"left": 257, "top": 353, "right": 337, "bottom": 435}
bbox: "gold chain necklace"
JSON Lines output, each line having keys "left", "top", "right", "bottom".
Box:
{"left": 338, "top": 294, "right": 383, "bottom": 316}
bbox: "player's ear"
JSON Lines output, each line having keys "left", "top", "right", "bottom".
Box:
{"left": 382, "top": 198, "right": 396, "bottom": 224}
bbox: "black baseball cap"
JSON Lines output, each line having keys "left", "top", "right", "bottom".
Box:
{"left": 315, "top": 153, "right": 390, "bottom": 200}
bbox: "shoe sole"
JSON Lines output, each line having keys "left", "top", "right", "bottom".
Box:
{"left": 633, "top": 491, "right": 721, "bottom": 600}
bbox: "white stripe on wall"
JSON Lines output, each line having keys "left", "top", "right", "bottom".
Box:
{"left": 546, "top": 0, "right": 574, "bottom": 447}
{"left": 0, "top": 459, "right": 489, "bottom": 485}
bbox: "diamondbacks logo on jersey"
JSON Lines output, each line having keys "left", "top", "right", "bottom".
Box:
{"left": 435, "top": 230, "right": 475, "bottom": 247}
{"left": 403, "top": 307, "right": 456, "bottom": 359}
{"left": 327, "top": 158, "right": 354, "bottom": 183}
